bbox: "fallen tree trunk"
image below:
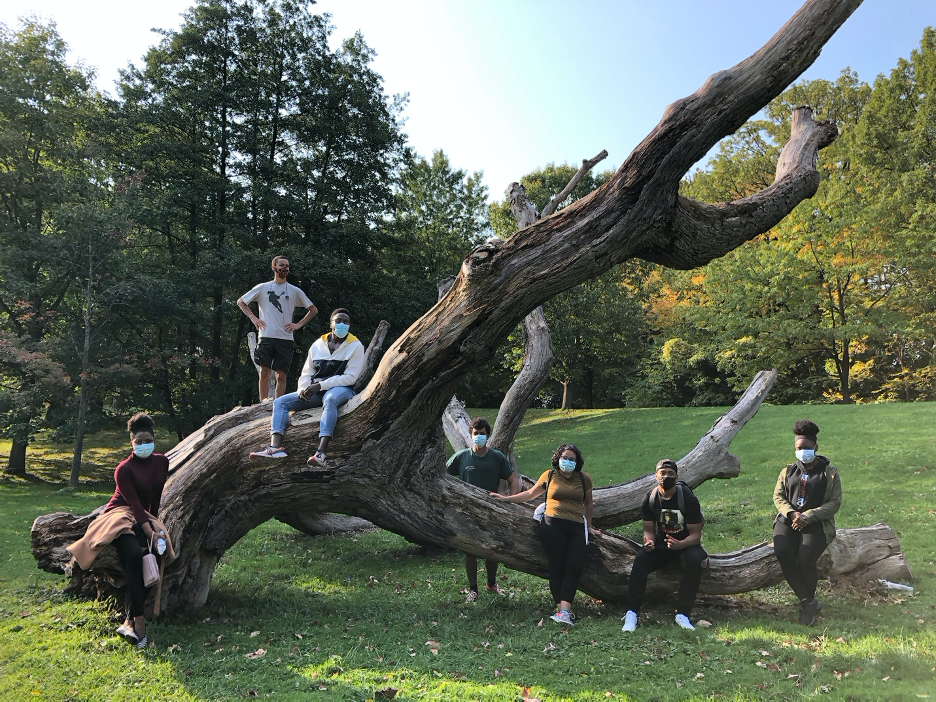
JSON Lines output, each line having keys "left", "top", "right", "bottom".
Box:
{"left": 32, "top": 0, "right": 881, "bottom": 613}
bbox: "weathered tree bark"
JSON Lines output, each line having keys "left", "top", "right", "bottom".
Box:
{"left": 34, "top": 0, "right": 889, "bottom": 613}
{"left": 354, "top": 320, "right": 391, "bottom": 393}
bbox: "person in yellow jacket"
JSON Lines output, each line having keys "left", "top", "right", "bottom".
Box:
{"left": 773, "top": 419, "right": 843, "bottom": 626}
{"left": 250, "top": 309, "right": 363, "bottom": 466}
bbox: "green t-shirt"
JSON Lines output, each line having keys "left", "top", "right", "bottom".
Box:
{"left": 446, "top": 447, "right": 514, "bottom": 492}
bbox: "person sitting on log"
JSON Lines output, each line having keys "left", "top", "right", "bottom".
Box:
{"left": 491, "top": 443, "right": 598, "bottom": 626}
{"left": 67, "top": 412, "right": 174, "bottom": 649}
{"left": 446, "top": 416, "right": 519, "bottom": 602}
{"left": 250, "top": 308, "right": 364, "bottom": 467}
{"left": 773, "top": 419, "right": 842, "bottom": 626}
{"left": 621, "top": 458, "right": 706, "bottom": 633}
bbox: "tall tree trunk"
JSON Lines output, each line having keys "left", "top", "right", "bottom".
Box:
{"left": 5, "top": 440, "right": 27, "bottom": 475}
{"left": 70, "top": 271, "right": 95, "bottom": 487}
{"left": 584, "top": 368, "right": 595, "bottom": 409}
{"left": 32, "top": 0, "right": 875, "bottom": 612}
{"left": 561, "top": 380, "right": 573, "bottom": 410}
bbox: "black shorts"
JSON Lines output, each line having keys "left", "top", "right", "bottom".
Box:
{"left": 255, "top": 337, "right": 294, "bottom": 371}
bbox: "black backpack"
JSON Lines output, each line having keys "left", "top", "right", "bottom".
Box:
{"left": 648, "top": 481, "right": 705, "bottom": 526}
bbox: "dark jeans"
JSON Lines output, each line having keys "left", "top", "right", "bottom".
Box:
{"left": 113, "top": 523, "right": 159, "bottom": 617}
{"left": 538, "top": 516, "right": 588, "bottom": 605}
{"left": 626, "top": 542, "right": 707, "bottom": 616}
{"left": 773, "top": 516, "right": 828, "bottom": 601}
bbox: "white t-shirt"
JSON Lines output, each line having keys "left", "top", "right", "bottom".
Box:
{"left": 240, "top": 281, "right": 314, "bottom": 341}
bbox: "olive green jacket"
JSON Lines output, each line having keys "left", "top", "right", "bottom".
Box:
{"left": 773, "top": 457, "right": 842, "bottom": 545}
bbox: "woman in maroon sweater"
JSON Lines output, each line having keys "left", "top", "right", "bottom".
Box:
{"left": 106, "top": 413, "right": 169, "bottom": 648}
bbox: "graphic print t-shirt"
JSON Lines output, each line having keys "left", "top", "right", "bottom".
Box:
{"left": 641, "top": 486, "right": 703, "bottom": 545}
{"left": 240, "top": 282, "right": 314, "bottom": 340}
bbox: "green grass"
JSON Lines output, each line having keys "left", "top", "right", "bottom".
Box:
{"left": 2, "top": 403, "right": 935, "bottom": 700}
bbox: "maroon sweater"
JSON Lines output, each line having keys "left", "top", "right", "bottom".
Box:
{"left": 104, "top": 453, "right": 170, "bottom": 525}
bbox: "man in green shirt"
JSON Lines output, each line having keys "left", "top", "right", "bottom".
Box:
{"left": 446, "top": 416, "right": 520, "bottom": 602}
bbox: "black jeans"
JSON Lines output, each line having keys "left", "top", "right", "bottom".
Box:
{"left": 626, "top": 542, "right": 707, "bottom": 616}
{"left": 538, "top": 516, "right": 588, "bottom": 606}
{"left": 773, "top": 516, "right": 828, "bottom": 601}
{"left": 113, "top": 523, "right": 159, "bottom": 617}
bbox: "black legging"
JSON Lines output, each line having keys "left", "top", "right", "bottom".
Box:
{"left": 113, "top": 524, "right": 159, "bottom": 617}
{"left": 773, "top": 517, "right": 828, "bottom": 601}
{"left": 626, "top": 543, "right": 707, "bottom": 616}
{"left": 538, "top": 516, "right": 587, "bottom": 605}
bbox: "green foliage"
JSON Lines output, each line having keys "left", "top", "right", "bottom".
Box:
{"left": 492, "top": 164, "right": 650, "bottom": 409}
{"left": 391, "top": 149, "right": 490, "bottom": 317}
{"left": 3, "top": 403, "right": 936, "bottom": 699}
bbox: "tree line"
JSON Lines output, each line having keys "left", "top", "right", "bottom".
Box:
{"left": 2, "top": 2, "right": 934, "bottom": 477}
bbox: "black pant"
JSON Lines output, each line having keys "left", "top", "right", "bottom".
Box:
{"left": 773, "top": 517, "right": 828, "bottom": 601}
{"left": 538, "top": 516, "right": 588, "bottom": 605}
{"left": 626, "top": 542, "right": 707, "bottom": 616}
{"left": 113, "top": 524, "right": 158, "bottom": 617}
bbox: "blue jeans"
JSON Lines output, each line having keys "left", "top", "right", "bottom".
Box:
{"left": 271, "top": 386, "right": 355, "bottom": 438}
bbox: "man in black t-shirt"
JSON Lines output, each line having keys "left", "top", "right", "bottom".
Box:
{"left": 621, "top": 458, "right": 707, "bottom": 632}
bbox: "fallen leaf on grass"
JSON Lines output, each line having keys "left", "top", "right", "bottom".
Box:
{"left": 542, "top": 643, "right": 557, "bottom": 653}
{"left": 537, "top": 618, "right": 544, "bottom": 627}
{"left": 247, "top": 691, "right": 258, "bottom": 698}
{"left": 811, "top": 660, "right": 820, "bottom": 671}
{"left": 250, "top": 630, "right": 260, "bottom": 638}
{"left": 167, "top": 643, "right": 181, "bottom": 653}
{"left": 374, "top": 688, "right": 398, "bottom": 699}
{"left": 767, "top": 663, "right": 780, "bottom": 672}
{"left": 836, "top": 636, "right": 847, "bottom": 643}
{"left": 494, "top": 669, "right": 502, "bottom": 677}
{"left": 245, "top": 648, "right": 266, "bottom": 659}
{"left": 759, "top": 650, "right": 772, "bottom": 656}
{"left": 695, "top": 619, "right": 712, "bottom": 628}
{"left": 520, "top": 685, "right": 541, "bottom": 702}
{"left": 882, "top": 676, "right": 890, "bottom": 682}
{"left": 698, "top": 651, "right": 708, "bottom": 660}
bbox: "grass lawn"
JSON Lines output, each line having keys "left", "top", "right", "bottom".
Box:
{"left": 1, "top": 403, "right": 935, "bottom": 700}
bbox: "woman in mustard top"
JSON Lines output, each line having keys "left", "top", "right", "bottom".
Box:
{"left": 491, "top": 443, "right": 599, "bottom": 626}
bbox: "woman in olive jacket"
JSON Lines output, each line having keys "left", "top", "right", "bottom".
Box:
{"left": 773, "top": 419, "right": 842, "bottom": 626}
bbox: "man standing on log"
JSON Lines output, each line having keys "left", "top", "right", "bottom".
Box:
{"left": 446, "top": 417, "right": 520, "bottom": 602}
{"left": 621, "top": 458, "right": 707, "bottom": 632}
{"left": 237, "top": 255, "right": 317, "bottom": 401}
{"left": 250, "top": 309, "right": 363, "bottom": 466}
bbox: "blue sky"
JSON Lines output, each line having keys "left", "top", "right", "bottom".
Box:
{"left": 3, "top": 1, "right": 933, "bottom": 201}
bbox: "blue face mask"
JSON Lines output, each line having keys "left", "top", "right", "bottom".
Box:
{"left": 472, "top": 434, "right": 487, "bottom": 448}
{"left": 333, "top": 322, "right": 350, "bottom": 338}
{"left": 133, "top": 442, "right": 155, "bottom": 459}
{"left": 795, "top": 448, "right": 816, "bottom": 464}
{"left": 558, "top": 457, "right": 576, "bottom": 473}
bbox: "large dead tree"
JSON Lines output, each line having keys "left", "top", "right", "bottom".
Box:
{"left": 33, "top": 0, "right": 912, "bottom": 611}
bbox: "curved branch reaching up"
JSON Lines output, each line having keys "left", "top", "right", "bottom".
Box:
{"left": 593, "top": 369, "right": 778, "bottom": 526}
{"left": 636, "top": 107, "right": 839, "bottom": 268}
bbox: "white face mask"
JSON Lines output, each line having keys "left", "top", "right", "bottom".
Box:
{"left": 795, "top": 448, "right": 816, "bottom": 463}
{"left": 133, "top": 442, "right": 155, "bottom": 459}
{"left": 558, "top": 457, "right": 576, "bottom": 473}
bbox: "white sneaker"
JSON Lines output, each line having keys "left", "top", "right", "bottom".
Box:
{"left": 549, "top": 609, "right": 575, "bottom": 626}
{"left": 621, "top": 610, "right": 638, "bottom": 632}
{"left": 675, "top": 613, "right": 695, "bottom": 630}
{"left": 249, "top": 446, "right": 287, "bottom": 460}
